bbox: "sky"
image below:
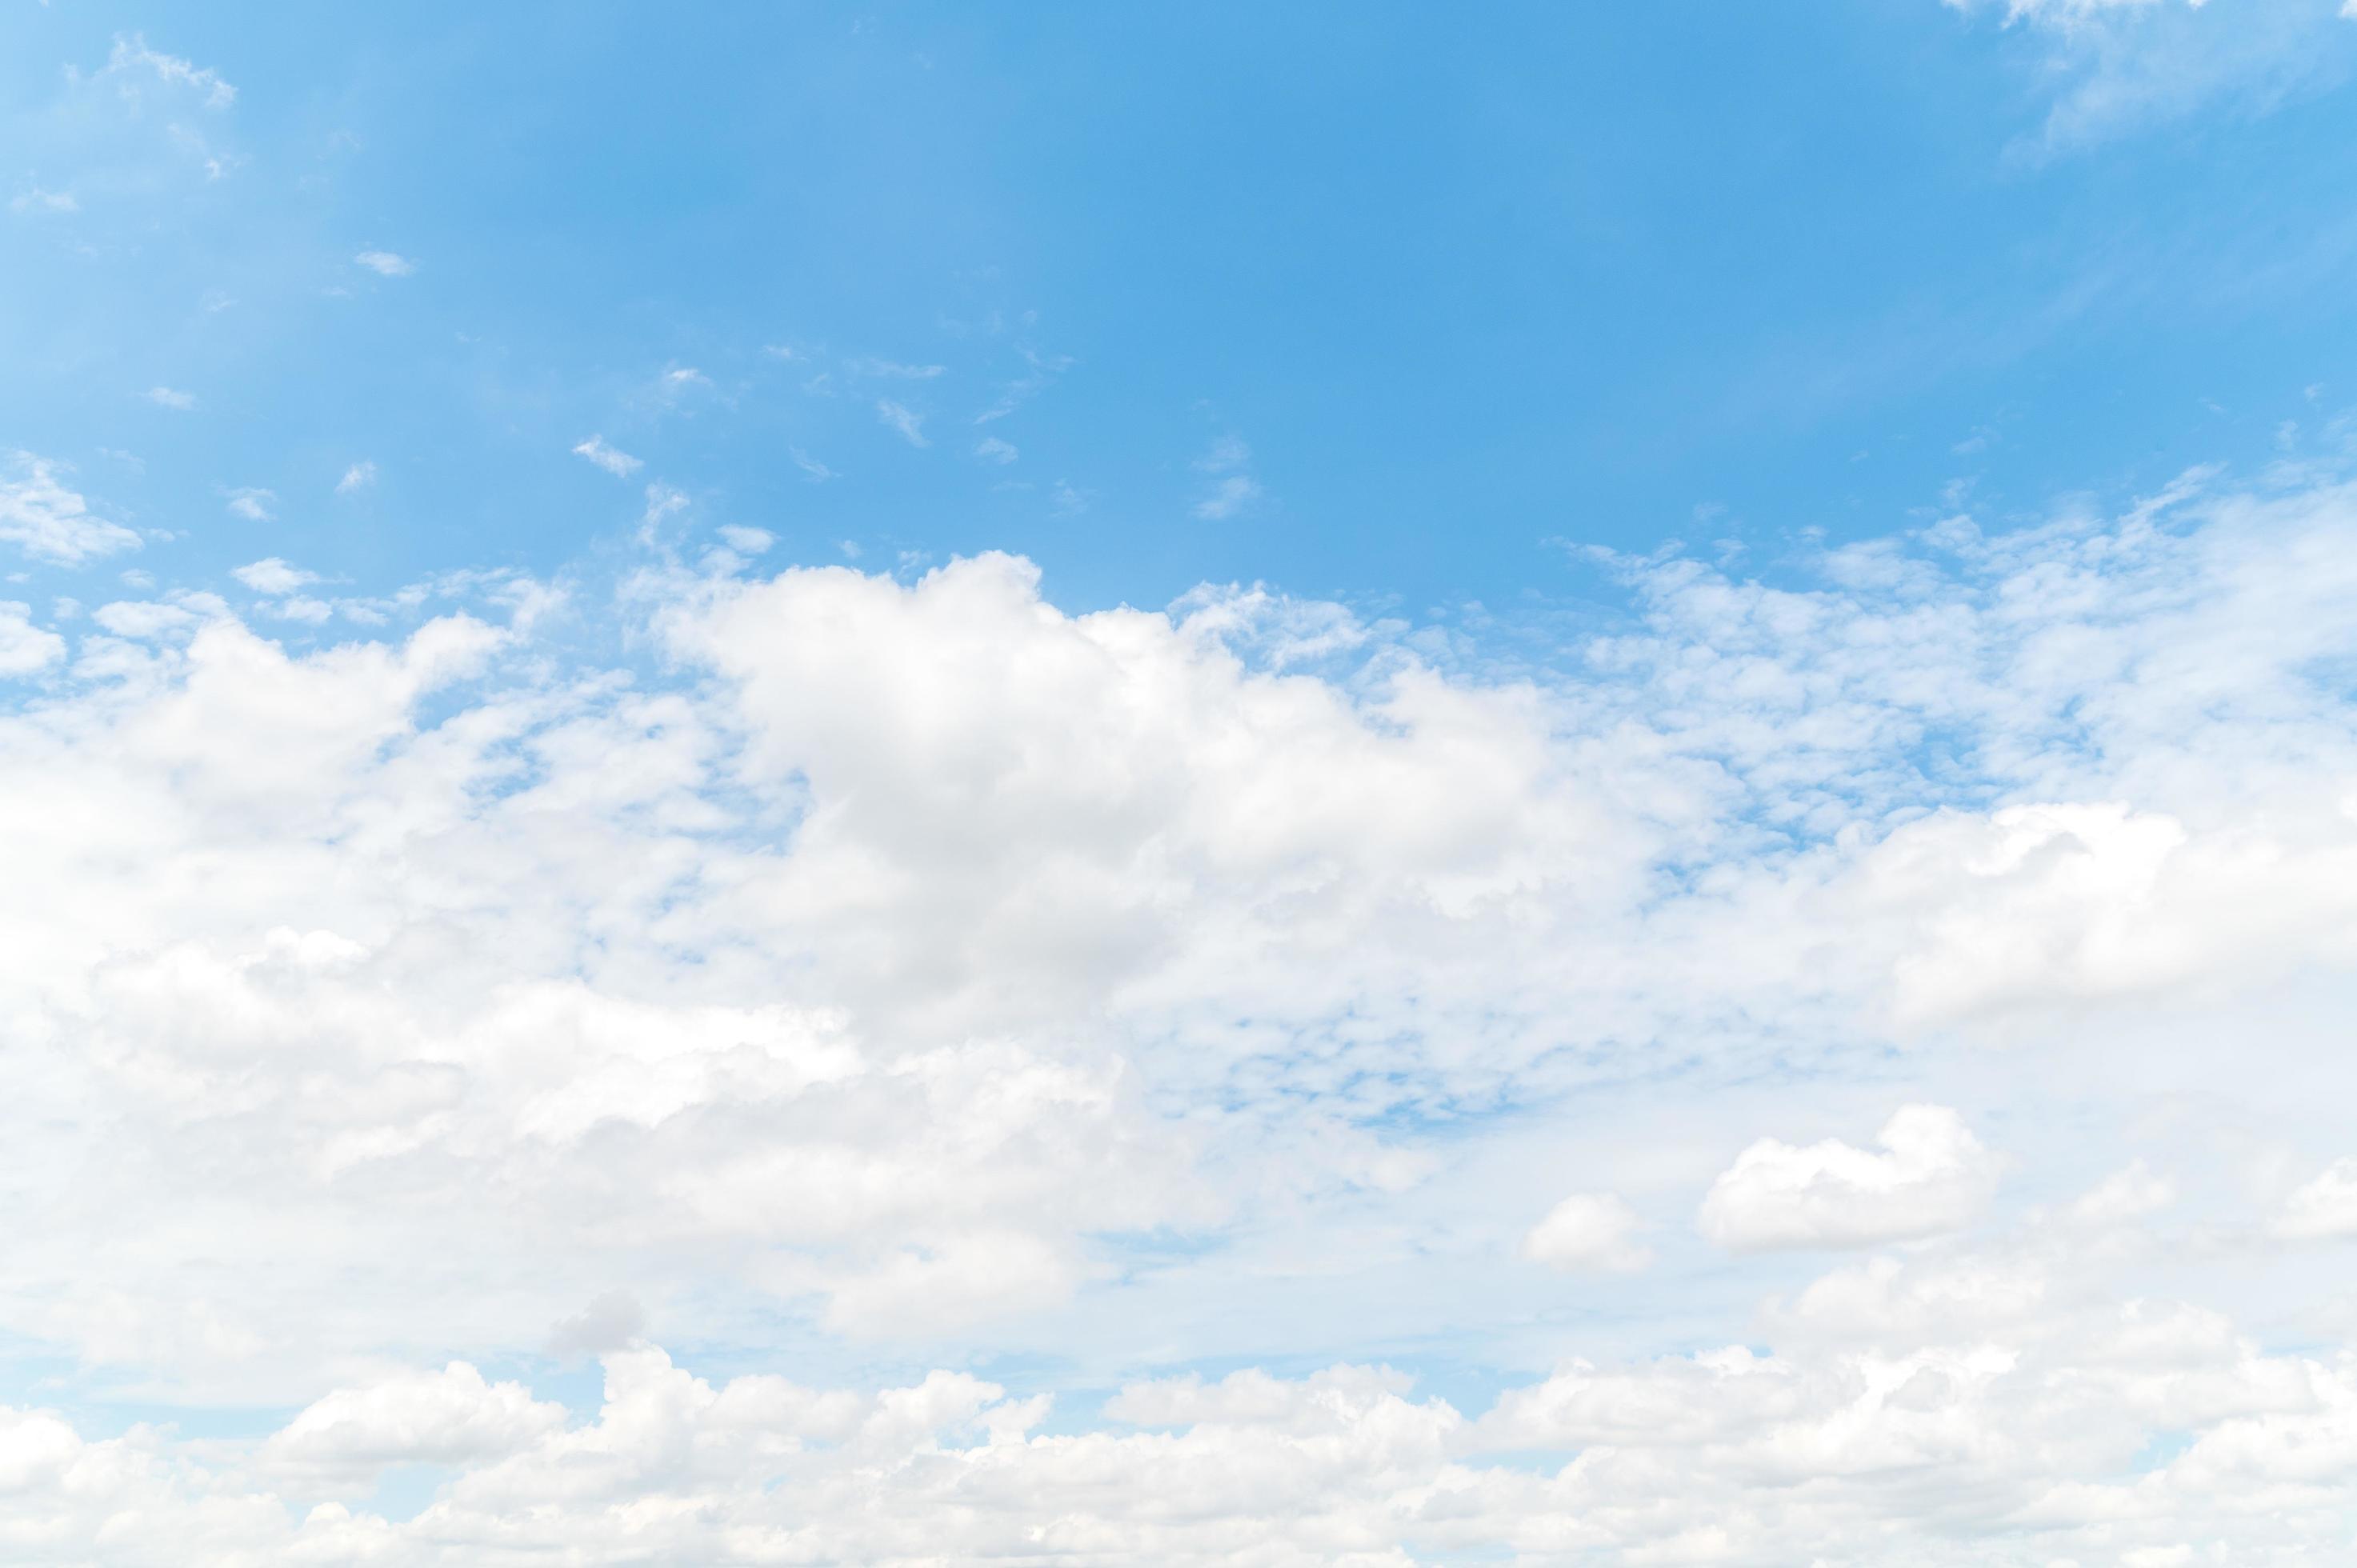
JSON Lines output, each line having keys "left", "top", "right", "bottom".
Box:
{"left": 7, "top": 2, "right": 2357, "bottom": 1563}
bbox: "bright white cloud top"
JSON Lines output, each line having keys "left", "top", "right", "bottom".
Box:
{"left": 9, "top": 2, "right": 2357, "bottom": 1563}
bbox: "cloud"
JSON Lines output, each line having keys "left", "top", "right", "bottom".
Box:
{"left": 335, "top": 462, "right": 378, "bottom": 494}
{"left": 146, "top": 386, "right": 196, "bottom": 410}
{"left": 224, "top": 487, "right": 277, "bottom": 522}
{"left": 848, "top": 358, "right": 947, "bottom": 379}
{"left": 9, "top": 187, "right": 78, "bottom": 215}
{"left": 546, "top": 1290, "right": 648, "bottom": 1358}
{"left": 1521, "top": 1192, "right": 1652, "bottom": 1273}
{"left": 353, "top": 250, "right": 414, "bottom": 277}
{"left": 106, "top": 34, "right": 238, "bottom": 110}
{"left": 1192, "top": 474, "right": 1262, "bottom": 520}
{"left": 1940, "top": 0, "right": 2357, "bottom": 154}
{"left": 0, "top": 455, "right": 144, "bottom": 564}
{"left": 974, "top": 436, "right": 1019, "bottom": 465}
{"left": 231, "top": 558, "right": 318, "bottom": 595}
{"left": 0, "top": 455, "right": 2355, "bottom": 1558}
{"left": 1699, "top": 1106, "right": 1999, "bottom": 1250}
{"left": 2271, "top": 1158, "right": 2357, "bottom": 1241}
{"left": 790, "top": 446, "right": 837, "bottom": 482}
{"left": 572, "top": 435, "right": 643, "bottom": 477}
{"left": 0, "top": 602, "right": 66, "bottom": 677}
{"left": 1191, "top": 434, "right": 1263, "bottom": 518}
{"left": 262, "top": 1362, "right": 566, "bottom": 1475}
{"left": 876, "top": 398, "right": 930, "bottom": 447}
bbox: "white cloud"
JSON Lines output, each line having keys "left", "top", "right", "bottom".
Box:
{"left": 1521, "top": 1192, "right": 1652, "bottom": 1273}
{"left": 974, "top": 435, "right": 1019, "bottom": 465}
{"left": 106, "top": 34, "right": 238, "bottom": 110}
{"left": 2272, "top": 1158, "right": 2357, "bottom": 1241}
{"left": 1192, "top": 474, "right": 1262, "bottom": 520}
{"left": 876, "top": 398, "right": 930, "bottom": 447}
{"left": 336, "top": 462, "right": 378, "bottom": 494}
{"left": 717, "top": 525, "right": 774, "bottom": 555}
{"left": 354, "top": 250, "right": 414, "bottom": 277}
{"left": 1191, "top": 434, "right": 1263, "bottom": 518}
{"left": 0, "top": 458, "right": 2355, "bottom": 1558}
{"left": 790, "top": 446, "right": 837, "bottom": 482}
{"left": 1940, "top": 0, "right": 2354, "bottom": 154}
{"left": 1699, "top": 1106, "right": 1999, "bottom": 1250}
{"left": 0, "top": 602, "right": 65, "bottom": 676}
{"left": 146, "top": 386, "right": 196, "bottom": 410}
{"left": 231, "top": 558, "right": 317, "bottom": 594}
{"left": 572, "top": 435, "right": 642, "bottom": 477}
{"left": 0, "top": 455, "right": 143, "bottom": 564}
{"left": 224, "top": 486, "right": 277, "bottom": 522}
{"left": 9, "top": 187, "right": 78, "bottom": 214}
{"left": 263, "top": 1362, "right": 566, "bottom": 1475}
{"left": 849, "top": 357, "right": 947, "bottom": 379}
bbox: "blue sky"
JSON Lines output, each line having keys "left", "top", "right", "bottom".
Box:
{"left": 12, "top": 2, "right": 2357, "bottom": 614}
{"left": 11, "top": 5, "right": 2357, "bottom": 1564}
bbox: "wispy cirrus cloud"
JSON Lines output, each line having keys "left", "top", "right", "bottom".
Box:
{"left": 0, "top": 454, "right": 143, "bottom": 564}
{"left": 876, "top": 398, "right": 929, "bottom": 447}
{"left": 1191, "top": 434, "right": 1263, "bottom": 519}
{"left": 1941, "top": 0, "right": 2357, "bottom": 154}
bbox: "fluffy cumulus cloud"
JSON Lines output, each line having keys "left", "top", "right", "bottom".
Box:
{"left": 5, "top": 459, "right": 2357, "bottom": 1558}
{"left": 1522, "top": 1192, "right": 1652, "bottom": 1273}
{"left": 1699, "top": 1106, "right": 1999, "bottom": 1251}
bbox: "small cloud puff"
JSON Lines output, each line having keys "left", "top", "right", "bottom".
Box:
{"left": 974, "top": 436, "right": 1019, "bottom": 466}
{"left": 231, "top": 558, "right": 318, "bottom": 595}
{"left": 354, "top": 250, "right": 414, "bottom": 277}
{"left": 146, "top": 386, "right": 196, "bottom": 410}
{"left": 573, "top": 435, "right": 643, "bottom": 478}
{"left": 1522, "top": 1192, "right": 1652, "bottom": 1274}
{"left": 336, "top": 462, "right": 378, "bottom": 494}
{"left": 224, "top": 487, "right": 276, "bottom": 522}
{"left": 2272, "top": 1158, "right": 2357, "bottom": 1242}
{"left": 1699, "top": 1105, "right": 1997, "bottom": 1251}
{"left": 0, "top": 601, "right": 65, "bottom": 677}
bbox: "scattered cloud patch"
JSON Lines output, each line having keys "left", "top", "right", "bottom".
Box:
{"left": 9, "top": 188, "right": 78, "bottom": 215}
{"left": 572, "top": 435, "right": 643, "bottom": 478}
{"left": 1522, "top": 1192, "right": 1652, "bottom": 1273}
{"left": 849, "top": 358, "right": 947, "bottom": 380}
{"left": 354, "top": 250, "right": 414, "bottom": 277}
{"left": 789, "top": 446, "right": 837, "bottom": 482}
{"left": 230, "top": 558, "right": 317, "bottom": 595}
{"left": 223, "top": 487, "right": 277, "bottom": 522}
{"left": 335, "top": 462, "right": 377, "bottom": 494}
{"left": 974, "top": 436, "right": 1018, "bottom": 465}
{"left": 876, "top": 399, "right": 930, "bottom": 447}
{"left": 0, "top": 455, "right": 143, "bottom": 563}
{"left": 1699, "top": 1106, "right": 1998, "bottom": 1251}
{"left": 2273, "top": 1158, "right": 2357, "bottom": 1242}
{"left": 0, "top": 602, "right": 65, "bottom": 676}
{"left": 106, "top": 34, "right": 238, "bottom": 110}
{"left": 1192, "top": 434, "right": 1263, "bottom": 519}
{"left": 146, "top": 386, "right": 196, "bottom": 410}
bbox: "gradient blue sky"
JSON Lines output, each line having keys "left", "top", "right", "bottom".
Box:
{"left": 10, "top": 2, "right": 2357, "bottom": 611}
